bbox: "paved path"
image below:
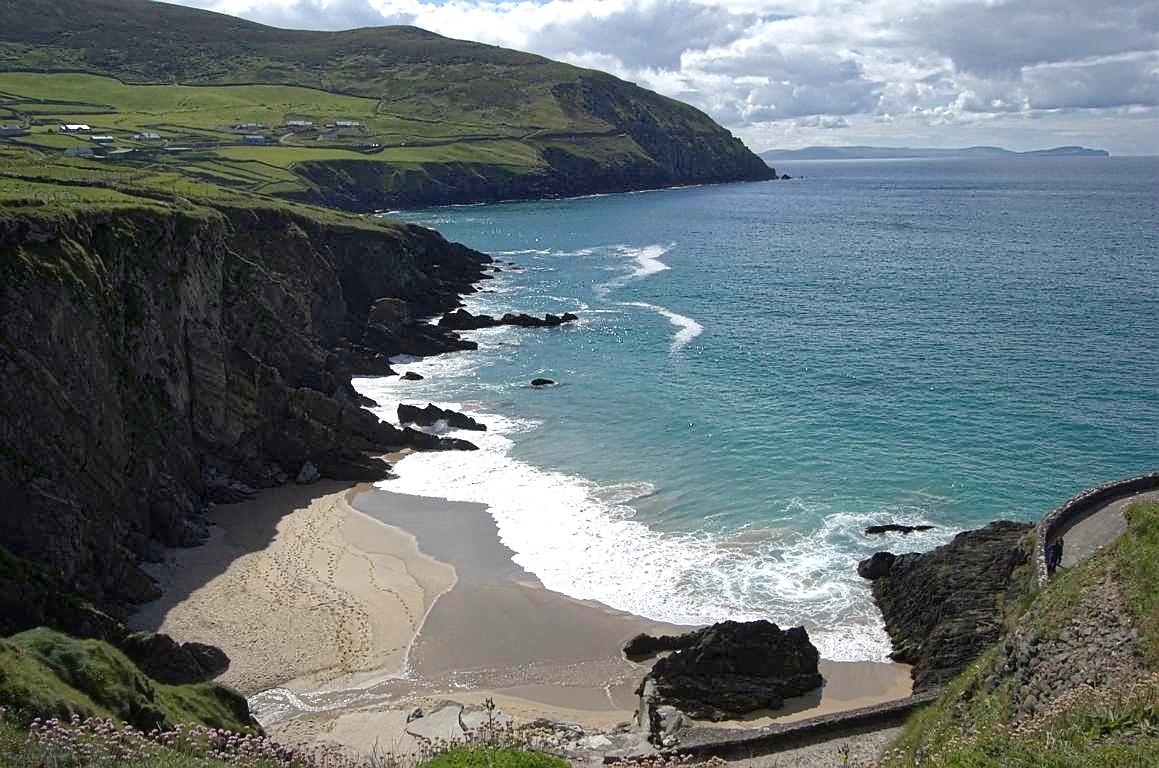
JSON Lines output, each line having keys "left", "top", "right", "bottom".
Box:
{"left": 1054, "top": 489, "right": 1159, "bottom": 570}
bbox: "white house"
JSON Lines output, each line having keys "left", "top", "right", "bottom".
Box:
{"left": 60, "top": 123, "right": 91, "bottom": 132}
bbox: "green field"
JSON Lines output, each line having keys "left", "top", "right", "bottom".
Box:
{"left": 0, "top": 72, "right": 576, "bottom": 205}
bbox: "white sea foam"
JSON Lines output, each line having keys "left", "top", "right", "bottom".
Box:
{"left": 354, "top": 372, "right": 954, "bottom": 663}
{"left": 595, "top": 243, "right": 673, "bottom": 296}
{"left": 622, "top": 301, "right": 704, "bottom": 352}
{"left": 628, "top": 243, "right": 672, "bottom": 278}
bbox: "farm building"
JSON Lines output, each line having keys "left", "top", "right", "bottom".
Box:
{"left": 59, "top": 123, "right": 91, "bottom": 132}
{"left": 242, "top": 135, "right": 267, "bottom": 145}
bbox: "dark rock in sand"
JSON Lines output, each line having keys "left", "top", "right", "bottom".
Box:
{"left": 531, "top": 378, "right": 556, "bottom": 387}
{"left": 858, "top": 551, "right": 897, "bottom": 580}
{"left": 624, "top": 631, "right": 699, "bottom": 662}
{"left": 401, "top": 371, "right": 424, "bottom": 381}
{"left": 398, "top": 402, "right": 486, "bottom": 431}
{"left": 865, "top": 523, "right": 935, "bottom": 535}
{"left": 183, "top": 641, "right": 230, "bottom": 678}
{"left": 868, "top": 520, "right": 1033, "bottom": 691}
{"left": 637, "top": 620, "right": 823, "bottom": 720}
{"left": 119, "top": 632, "right": 230, "bottom": 684}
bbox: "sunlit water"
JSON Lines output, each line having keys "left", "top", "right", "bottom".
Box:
{"left": 354, "top": 157, "right": 1159, "bottom": 661}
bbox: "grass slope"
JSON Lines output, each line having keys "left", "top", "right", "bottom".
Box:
{"left": 884, "top": 502, "right": 1159, "bottom": 766}
{"left": 0, "top": 0, "right": 772, "bottom": 209}
{"left": 0, "top": 628, "right": 253, "bottom": 733}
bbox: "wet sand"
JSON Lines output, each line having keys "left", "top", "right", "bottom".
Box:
{"left": 131, "top": 482, "right": 912, "bottom": 757}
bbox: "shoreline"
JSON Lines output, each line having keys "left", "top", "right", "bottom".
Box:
{"left": 130, "top": 475, "right": 912, "bottom": 757}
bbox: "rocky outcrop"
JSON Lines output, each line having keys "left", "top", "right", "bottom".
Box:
{"left": 857, "top": 552, "right": 897, "bottom": 580}
{"left": 438, "top": 308, "right": 578, "bottom": 331}
{"left": 0, "top": 203, "right": 490, "bottom": 614}
{"left": 636, "top": 620, "right": 823, "bottom": 721}
{"left": 118, "top": 632, "right": 231, "bottom": 685}
{"left": 860, "top": 520, "right": 1033, "bottom": 691}
{"left": 398, "top": 403, "right": 486, "bottom": 431}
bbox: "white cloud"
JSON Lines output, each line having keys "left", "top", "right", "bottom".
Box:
{"left": 166, "top": 0, "right": 1159, "bottom": 154}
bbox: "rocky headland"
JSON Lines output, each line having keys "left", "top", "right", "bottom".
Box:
{"left": 859, "top": 520, "right": 1034, "bottom": 691}
{"left": 0, "top": 202, "right": 494, "bottom": 616}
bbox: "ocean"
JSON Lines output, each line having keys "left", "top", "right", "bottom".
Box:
{"left": 354, "top": 156, "right": 1159, "bottom": 662}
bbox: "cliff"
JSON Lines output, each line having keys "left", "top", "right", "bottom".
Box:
{"left": 0, "top": 199, "right": 490, "bottom": 614}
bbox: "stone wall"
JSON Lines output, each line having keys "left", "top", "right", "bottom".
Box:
{"left": 1034, "top": 472, "right": 1159, "bottom": 586}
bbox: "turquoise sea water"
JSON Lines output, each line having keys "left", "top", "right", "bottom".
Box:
{"left": 354, "top": 157, "right": 1159, "bottom": 661}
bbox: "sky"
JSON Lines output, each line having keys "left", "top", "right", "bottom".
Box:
{"left": 166, "top": 0, "right": 1159, "bottom": 155}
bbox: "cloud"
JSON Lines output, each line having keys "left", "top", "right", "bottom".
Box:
{"left": 534, "top": 0, "right": 760, "bottom": 70}
{"left": 1024, "top": 54, "right": 1159, "bottom": 110}
{"left": 167, "top": 0, "right": 1159, "bottom": 154}
{"left": 903, "top": 0, "right": 1159, "bottom": 77}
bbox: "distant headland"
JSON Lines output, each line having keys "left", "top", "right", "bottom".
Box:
{"left": 760, "top": 145, "right": 1110, "bottom": 162}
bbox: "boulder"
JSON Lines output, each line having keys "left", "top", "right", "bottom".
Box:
{"left": 119, "top": 632, "right": 231, "bottom": 685}
{"left": 183, "top": 641, "right": 229, "bottom": 678}
{"left": 865, "top": 523, "right": 934, "bottom": 535}
{"left": 623, "top": 631, "right": 699, "bottom": 662}
{"left": 637, "top": 620, "right": 823, "bottom": 721}
{"left": 397, "top": 402, "right": 486, "bottom": 431}
{"left": 401, "top": 371, "right": 424, "bottom": 381}
{"left": 858, "top": 551, "right": 897, "bottom": 580}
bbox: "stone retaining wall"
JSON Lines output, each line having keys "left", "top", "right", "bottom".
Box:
{"left": 634, "top": 692, "right": 940, "bottom": 762}
{"left": 1034, "top": 471, "right": 1159, "bottom": 586}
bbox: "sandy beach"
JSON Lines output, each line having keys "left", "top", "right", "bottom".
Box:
{"left": 131, "top": 478, "right": 912, "bottom": 759}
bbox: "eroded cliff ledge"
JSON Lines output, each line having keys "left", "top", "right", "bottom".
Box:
{"left": 0, "top": 201, "right": 490, "bottom": 614}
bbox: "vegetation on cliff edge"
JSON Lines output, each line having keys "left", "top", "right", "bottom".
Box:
{"left": 883, "top": 501, "right": 1159, "bottom": 766}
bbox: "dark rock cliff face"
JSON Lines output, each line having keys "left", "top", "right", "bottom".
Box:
{"left": 0, "top": 204, "right": 490, "bottom": 614}
{"left": 860, "top": 520, "right": 1034, "bottom": 691}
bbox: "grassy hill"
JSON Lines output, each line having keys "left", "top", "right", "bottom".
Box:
{"left": 0, "top": 0, "right": 774, "bottom": 209}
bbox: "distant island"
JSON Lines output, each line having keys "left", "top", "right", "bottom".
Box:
{"left": 760, "top": 145, "right": 1110, "bottom": 162}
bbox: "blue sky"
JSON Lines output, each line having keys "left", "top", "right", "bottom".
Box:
{"left": 167, "top": 0, "right": 1159, "bottom": 155}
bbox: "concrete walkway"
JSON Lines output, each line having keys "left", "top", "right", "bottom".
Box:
{"left": 1054, "top": 489, "right": 1159, "bottom": 570}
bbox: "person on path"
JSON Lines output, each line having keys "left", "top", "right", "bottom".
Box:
{"left": 1047, "top": 537, "right": 1064, "bottom": 576}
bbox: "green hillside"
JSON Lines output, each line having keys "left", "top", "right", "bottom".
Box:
{"left": 884, "top": 502, "right": 1159, "bottom": 766}
{"left": 0, "top": 0, "right": 774, "bottom": 209}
